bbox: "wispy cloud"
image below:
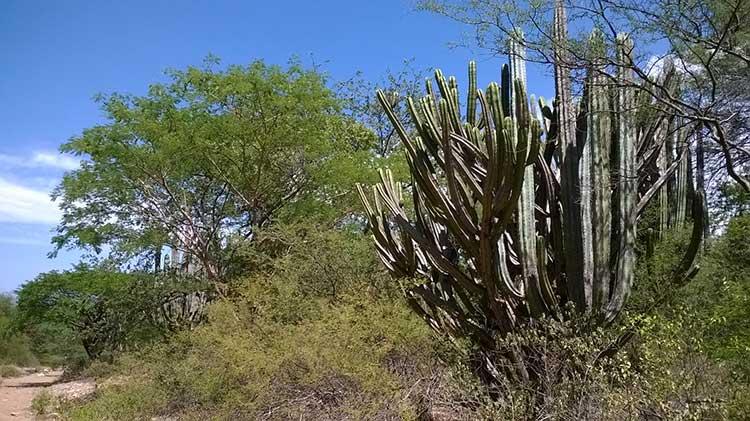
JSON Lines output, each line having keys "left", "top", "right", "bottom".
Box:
{"left": 0, "top": 178, "right": 60, "bottom": 224}
{"left": 31, "top": 152, "right": 79, "bottom": 170}
{"left": 0, "top": 151, "right": 79, "bottom": 171}
{"left": 0, "top": 236, "right": 50, "bottom": 246}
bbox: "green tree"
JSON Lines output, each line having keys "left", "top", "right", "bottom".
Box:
{"left": 14, "top": 268, "right": 187, "bottom": 360}
{"left": 53, "top": 59, "right": 376, "bottom": 285}
{"left": 0, "top": 294, "right": 39, "bottom": 366}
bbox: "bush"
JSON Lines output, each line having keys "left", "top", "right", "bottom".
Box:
{"left": 15, "top": 267, "right": 212, "bottom": 367}
{"left": 683, "top": 214, "right": 750, "bottom": 378}
{"left": 0, "top": 293, "right": 39, "bottom": 367}
{"left": 65, "top": 293, "right": 442, "bottom": 420}
{"left": 0, "top": 365, "right": 22, "bottom": 378}
{"left": 31, "top": 390, "right": 58, "bottom": 416}
{"left": 0, "top": 335, "right": 38, "bottom": 367}
{"left": 62, "top": 381, "right": 168, "bottom": 421}
{"left": 67, "top": 289, "right": 747, "bottom": 420}
{"left": 61, "top": 221, "right": 750, "bottom": 419}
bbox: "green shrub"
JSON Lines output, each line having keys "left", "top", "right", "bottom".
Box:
{"left": 0, "top": 365, "right": 22, "bottom": 378}
{"left": 0, "top": 293, "right": 39, "bottom": 367}
{"left": 62, "top": 220, "right": 750, "bottom": 420}
{"left": 0, "top": 334, "right": 38, "bottom": 367}
{"left": 62, "top": 381, "right": 168, "bottom": 421}
{"left": 66, "top": 292, "right": 440, "bottom": 419}
{"left": 30, "top": 390, "right": 58, "bottom": 416}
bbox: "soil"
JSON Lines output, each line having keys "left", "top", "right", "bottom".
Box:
{"left": 0, "top": 369, "right": 63, "bottom": 421}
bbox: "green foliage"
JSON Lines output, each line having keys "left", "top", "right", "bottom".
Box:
{"left": 682, "top": 214, "right": 750, "bottom": 379}
{"left": 629, "top": 211, "right": 750, "bottom": 418}
{"left": 15, "top": 267, "right": 207, "bottom": 363}
{"left": 53, "top": 59, "right": 379, "bottom": 278}
{"left": 0, "top": 365, "right": 22, "bottom": 378}
{"left": 233, "top": 223, "right": 395, "bottom": 300}
{"left": 62, "top": 381, "right": 168, "bottom": 421}
{"left": 30, "top": 390, "right": 58, "bottom": 416}
{"left": 61, "top": 223, "right": 443, "bottom": 419}
{"left": 0, "top": 293, "right": 38, "bottom": 367}
{"left": 65, "top": 268, "right": 440, "bottom": 419}
{"left": 60, "top": 221, "right": 746, "bottom": 420}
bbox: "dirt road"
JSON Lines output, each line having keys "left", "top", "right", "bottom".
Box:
{"left": 0, "top": 370, "right": 62, "bottom": 421}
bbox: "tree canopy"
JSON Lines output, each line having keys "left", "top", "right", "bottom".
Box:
{"left": 52, "top": 60, "right": 378, "bottom": 282}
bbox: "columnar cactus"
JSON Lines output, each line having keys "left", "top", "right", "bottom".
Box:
{"left": 673, "top": 124, "right": 691, "bottom": 228}
{"left": 357, "top": 0, "right": 704, "bottom": 383}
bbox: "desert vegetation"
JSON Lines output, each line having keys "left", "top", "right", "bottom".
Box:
{"left": 3, "top": 0, "right": 750, "bottom": 419}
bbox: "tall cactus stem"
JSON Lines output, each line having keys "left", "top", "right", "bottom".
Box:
{"left": 587, "top": 29, "right": 612, "bottom": 310}
{"left": 554, "top": 0, "right": 590, "bottom": 311}
{"left": 607, "top": 33, "right": 637, "bottom": 321}
{"left": 674, "top": 123, "right": 689, "bottom": 228}
{"left": 509, "top": 36, "right": 541, "bottom": 315}
{"left": 467, "top": 61, "right": 477, "bottom": 125}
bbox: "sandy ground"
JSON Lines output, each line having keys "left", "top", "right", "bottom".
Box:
{"left": 0, "top": 370, "right": 62, "bottom": 421}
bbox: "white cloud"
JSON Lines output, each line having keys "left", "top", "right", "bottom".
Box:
{"left": 0, "top": 151, "right": 79, "bottom": 171}
{"left": 31, "top": 152, "right": 80, "bottom": 171}
{"left": 645, "top": 55, "right": 704, "bottom": 80}
{"left": 0, "top": 178, "right": 61, "bottom": 224}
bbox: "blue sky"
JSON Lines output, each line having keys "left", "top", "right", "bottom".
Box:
{"left": 0, "top": 0, "right": 555, "bottom": 292}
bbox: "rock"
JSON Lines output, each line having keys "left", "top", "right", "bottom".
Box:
{"left": 423, "top": 406, "right": 462, "bottom": 421}
{"left": 48, "top": 380, "right": 97, "bottom": 402}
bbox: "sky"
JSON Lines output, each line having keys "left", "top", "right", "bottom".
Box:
{"left": 0, "top": 0, "right": 555, "bottom": 293}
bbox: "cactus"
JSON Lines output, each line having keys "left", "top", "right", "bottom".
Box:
{"left": 357, "top": 0, "right": 704, "bottom": 384}
{"left": 673, "top": 124, "right": 690, "bottom": 228}
{"left": 607, "top": 33, "right": 638, "bottom": 321}
{"left": 586, "top": 29, "right": 612, "bottom": 310}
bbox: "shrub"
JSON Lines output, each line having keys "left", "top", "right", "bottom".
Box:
{"left": 15, "top": 267, "right": 212, "bottom": 366}
{"left": 62, "top": 221, "right": 750, "bottom": 419}
{"left": 0, "top": 365, "right": 22, "bottom": 378}
{"left": 62, "top": 381, "right": 168, "bottom": 421}
{"left": 31, "top": 390, "right": 58, "bottom": 416}
{"left": 65, "top": 292, "right": 442, "bottom": 419}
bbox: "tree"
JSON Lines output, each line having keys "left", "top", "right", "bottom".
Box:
{"left": 53, "top": 60, "right": 375, "bottom": 285}
{"left": 14, "top": 267, "right": 206, "bottom": 360}
{"left": 419, "top": 0, "right": 750, "bottom": 196}
{"left": 336, "top": 59, "right": 427, "bottom": 157}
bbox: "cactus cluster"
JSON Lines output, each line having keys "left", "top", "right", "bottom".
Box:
{"left": 357, "top": 0, "right": 704, "bottom": 379}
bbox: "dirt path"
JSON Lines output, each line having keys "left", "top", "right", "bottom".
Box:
{"left": 0, "top": 370, "right": 62, "bottom": 421}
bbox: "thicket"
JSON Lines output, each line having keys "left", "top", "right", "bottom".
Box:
{"left": 44, "top": 219, "right": 749, "bottom": 420}
{"left": 0, "top": 293, "right": 38, "bottom": 368}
